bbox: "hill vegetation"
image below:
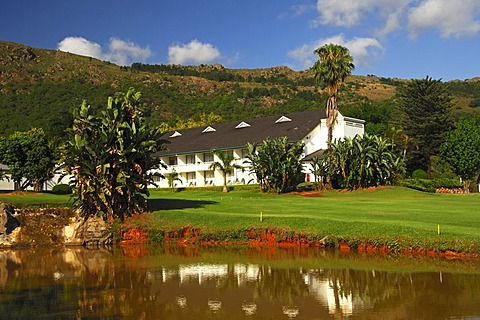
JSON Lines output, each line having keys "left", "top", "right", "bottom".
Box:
{"left": 2, "top": 40, "right": 479, "bottom": 141}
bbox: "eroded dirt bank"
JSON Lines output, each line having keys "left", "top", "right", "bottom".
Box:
{"left": 1, "top": 203, "right": 478, "bottom": 260}
{"left": 120, "top": 225, "right": 480, "bottom": 260}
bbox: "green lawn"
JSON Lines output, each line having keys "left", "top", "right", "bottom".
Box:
{"left": 1, "top": 187, "right": 479, "bottom": 252}
{"left": 144, "top": 187, "right": 480, "bottom": 252}
{"left": 0, "top": 191, "right": 72, "bottom": 208}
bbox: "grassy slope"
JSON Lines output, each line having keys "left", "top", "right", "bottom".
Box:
{"left": 2, "top": 40, "right": 479, "bottom": 137}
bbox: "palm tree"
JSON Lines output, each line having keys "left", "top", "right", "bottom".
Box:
{"left": 312, "top": 44, "right": 355, "bottom": 145}
{"left": 209, "top": 148, "right": 243, "bottom": 192}
{"left": 166, "top": 170, "right": 182, "bottom": 192}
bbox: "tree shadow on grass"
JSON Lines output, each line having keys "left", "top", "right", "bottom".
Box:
{"left": 147, "top": 198, "right": 217, "bottom": 211}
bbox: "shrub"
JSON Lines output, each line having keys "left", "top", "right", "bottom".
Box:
{"left": 469, "top": 98, "right": 480, "bottom": 108}
{"left": 412, "top": 169, "right": 428, "bottom": 179}
{"left": 402, "top": 179, "right": 434, "bottom": 192}
{"left": 402, "top": 178, "right": 463, "bottom": 192}
{"left": 51, "top": 184, "right": 73, "bottom": 194}
{"left": 297, "top": 182, "right": 316, "bottom": 191}
{"left": 439, "top": 171, "right": 457, "bottom": 179}
{"left": 433, "top": 178, "right": 463, "bottom": 189}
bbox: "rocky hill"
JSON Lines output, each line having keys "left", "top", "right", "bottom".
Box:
{"left": 0, "top": 40, "right": 478, "bottom": 138}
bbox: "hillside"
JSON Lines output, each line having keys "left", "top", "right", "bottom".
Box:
{"left": 0, "top": 40, "right": 479, "bottom": 138}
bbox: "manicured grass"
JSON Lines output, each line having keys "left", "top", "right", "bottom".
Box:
{"left": 1, "top": 187, "right": 479, "bottom": 253}
{"left": 143, "top": 187, "right": 480, "bottom": 253}
{"left": 0, "top": 191, "right": 72, "bottom": 208}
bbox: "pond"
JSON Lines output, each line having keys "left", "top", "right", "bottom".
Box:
{"left": 0, "top": 245, "right": 479, "bottom": 319}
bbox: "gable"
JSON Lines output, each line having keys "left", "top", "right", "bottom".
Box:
{"left": 235, "top": 121, "right": 251, "bottom": 129}
{"left": 202, "top": 126, "right": 217, "bottom": 133}
{"left": 169, "top": 131, "right": 182, "bottom": 138}
{"left": 275, "top": 115, "right": 292, "bottom": 123}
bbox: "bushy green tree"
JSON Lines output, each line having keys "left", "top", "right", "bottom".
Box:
{"left": 245, "top": 137, "right": 304, "bottom": 193}
{"left": 343, "top": 100, "right": 402, "bottom": 136}
{"left": 399, "top": 76, "right": 452, "bottom": 177}
{"left": 440, "top": 117, "right": 480, "bottom": 192}
{"left": 60, "top": 89, "right": 167, "bottom": 221}
{"left": 324, "top": 134, "right": 405, "bottom": 189}
{"left": 0, "top": 128, "right": 55, "bottom": 191}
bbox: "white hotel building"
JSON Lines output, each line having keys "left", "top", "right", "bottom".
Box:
{"left": 155, "top": 109, "right": 364, "bottom": 188}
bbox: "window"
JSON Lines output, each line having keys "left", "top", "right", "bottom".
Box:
{"left": 168, "top": 157, "right": 177, "bottom": 166}
{"left": 203, "top": 152, "right": 214, "bottom": 162}
{"left": 186, "top": 172, "right": 196, "bottom": 186}
{"left": 204, "top": 171, "right": 214, "bottom": 185}
{"left": 226, "top": 169, "right": 235, "bottom": 184}
{"left": 186, "top": 154, "right": 195, "bottom": 164}
{"left": 241, "top": 149, "right": 249, "bottom": 159}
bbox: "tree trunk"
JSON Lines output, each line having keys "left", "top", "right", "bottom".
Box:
{"left": 326, "top": 94, "right": 337, "bottom": 146}
{"left": 33, "top": 181, "right": 42, "bottom": 192}
{"left": 223, "top": 174, "right": 228, "bottom": 193}
{"left": 463, "top": 179, "right": 470, "bottom": 193}
{"left": 427, "top": 156, "right": 433, "bottom": 179}
{"left": 325, "top": 95, "right": 337, "bottom": 189}
{"left": 328, "top": 126, "right": 333, "bottom": 148}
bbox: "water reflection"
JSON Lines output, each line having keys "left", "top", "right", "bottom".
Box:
{"left": 0, "top": 245, "right": 479, "bottom": 319}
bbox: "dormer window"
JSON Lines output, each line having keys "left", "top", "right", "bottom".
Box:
{"left": 170, "top": 131, "right": 182, "bottom": 138}
{"left": 275, "top": 116, "right": 292, "bottom": 123}
{"left": 235, "top": 121, "right": 251, "bottom": 129}
{"left": 202, "top": 126, "right": 216, "bottom": 133}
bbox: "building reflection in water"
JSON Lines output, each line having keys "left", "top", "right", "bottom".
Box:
{"left": 0, "top": 247, "right": 480, "bottom": 319}
{"left": 160, "top": 263, "right": 373, "bottom": 317}
{"left": 242, "top": 301, "right": 257, "bottom": 316}
{"left": 176, "top": 296, "right": 187, "bottom": 308}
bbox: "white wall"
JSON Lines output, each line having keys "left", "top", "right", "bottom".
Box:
{"left": 158, "top": 149, "right": 258, "bottom": 189}
{"left": 303, "top": 123, "right": 324, "bottom": 156}
{"left": 0, "top": 175, "right": 15, "bottom": 191}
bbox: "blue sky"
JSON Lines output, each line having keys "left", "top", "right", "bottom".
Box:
{"left": 2, "top": 0, "right": 480, "bottom": 80}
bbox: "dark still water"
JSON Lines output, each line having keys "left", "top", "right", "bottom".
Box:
{"left": 0, "top": 245, "right": 479, "bottom": 319}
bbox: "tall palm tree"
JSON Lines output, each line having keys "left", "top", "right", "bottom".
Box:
{"left": 312, "top": 44, "right": 355, "bottom": 145}
{"left": 209, "top": 148, "right": 243, "bottom": 192}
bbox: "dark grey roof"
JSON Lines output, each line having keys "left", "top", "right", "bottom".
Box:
{"left": 159, "top": 109, "right": 326, "bottom": 156}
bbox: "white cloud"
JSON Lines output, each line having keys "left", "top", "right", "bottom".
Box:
{"left": 105, "top": 38, "right": 152, "bottom": 66}
{"left": 279, "top": 4, "right": 315, "bottom": 19}
{"left": 288, "top": 34, "right": 384, "bottom": 70}
{"left": 57, "top": 36, "right": 151, "bottom": 65}
{"left": 168, "top": 40, "right": 221, "bottom": 65}
{"left": 313, "top": 0, "right": 480, "bottom": 38}
{"left": 407, "top": 0, "right": 480, "bottom": 38}
{"left": 57, "top": 37, "right": 103, "bottom": 60}
{"left": 313, "top": 0, "right": 407, "bottom": 31}
{"left": 375, "top": 11, "right": 403, "bottom": 37}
